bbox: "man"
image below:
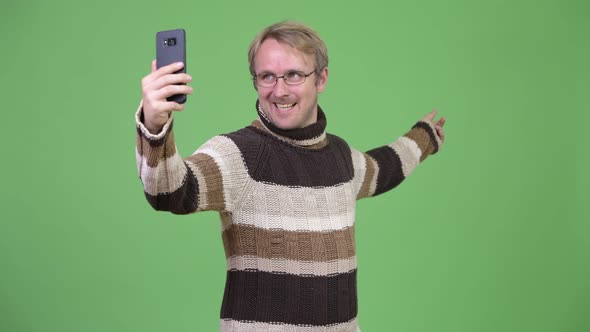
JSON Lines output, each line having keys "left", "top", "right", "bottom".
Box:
{"left": 136, "top": 21, "right": 445, "bottom": 332}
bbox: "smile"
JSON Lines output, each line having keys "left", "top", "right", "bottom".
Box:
{"left": 275, "top": 103, "right": 296, "bottom": 110}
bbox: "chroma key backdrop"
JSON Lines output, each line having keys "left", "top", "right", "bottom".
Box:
{"left": 1, "top": 0, "right": 588, "bottom": 331}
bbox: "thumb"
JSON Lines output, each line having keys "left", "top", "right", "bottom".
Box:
{"left": 151, "top": 59, "right": 157, "bottom": 73}
{"left": 422, "top": 108, "right": 438, "bottom": 122}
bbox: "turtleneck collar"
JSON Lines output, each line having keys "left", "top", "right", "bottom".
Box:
{"left": 253, "top": 99, "right": 328, "bottom": 148}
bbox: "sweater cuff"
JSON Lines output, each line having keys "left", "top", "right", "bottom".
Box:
{"left": 412, "top": 120, "right": 442, "bottom": 155}
{"left": 134, "top": 100, "right": 174, "bottom": 140}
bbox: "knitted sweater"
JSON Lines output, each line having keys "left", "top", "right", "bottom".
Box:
{"left": 135, "top": 102, "right": 441, "bottom": 332}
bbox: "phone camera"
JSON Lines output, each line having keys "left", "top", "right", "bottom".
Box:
{"left": 164, "top": 38, "right": 177, "bottom": 47}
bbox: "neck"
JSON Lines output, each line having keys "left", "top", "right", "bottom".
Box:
{"left": 253, "top": 99, "right": 328, "bottom": 148}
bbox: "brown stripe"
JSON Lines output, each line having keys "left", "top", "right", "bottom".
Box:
{"left": 222, "top": 223, "right": 356, "bottom": 262}
{"left": 357, "top": 153, "right": 376, "bottom": 199}
{"left": 137, "top": 130, "right": 177, "bottom": 168}
{"left": 250, "top": 119, "right": 266, "bottom": 131}
{"left": 221, "top": 212, "right": 233, "bottom": 257}
{"left": 404, "top": 126, "right": 434, "bottom": 162}
{"left": 185, "top": 153, "right": 226, "bottom": 211}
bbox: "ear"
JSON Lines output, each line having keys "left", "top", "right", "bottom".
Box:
{"left": 316, "top": 67, "right": 328, "bottom": 92}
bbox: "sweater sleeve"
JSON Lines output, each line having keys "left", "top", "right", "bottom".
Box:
{"left": 135, "top": 103, "right": 250, "bottom": 214}
{"left": 353, "top": 120, "right": 442, "bottom": 200}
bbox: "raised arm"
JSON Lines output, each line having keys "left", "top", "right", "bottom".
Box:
{"left": 354, "top": 110, "right": 446, "bottom": 199}
{"left": 135, "top": 61, "right": 248, "bottom": 214}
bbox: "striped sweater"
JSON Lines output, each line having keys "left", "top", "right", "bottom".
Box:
{"left": 135, "top": 102, "right": 441, "bottom": 331}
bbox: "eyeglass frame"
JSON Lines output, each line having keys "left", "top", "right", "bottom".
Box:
{"left": 253, "top": 69, "right": 317, "bottom": 88}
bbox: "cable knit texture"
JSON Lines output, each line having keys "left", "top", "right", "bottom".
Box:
{"left": 135, "top": 101, "right": 441, "bottom": 332}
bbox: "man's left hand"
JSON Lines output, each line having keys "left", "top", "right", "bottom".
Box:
{"left": 422, "top": 109, "right": 446, "bottom": 146}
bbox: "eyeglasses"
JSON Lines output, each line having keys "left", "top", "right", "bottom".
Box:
{"left": 253, "top": 70, "right": 316, "bottom": 88}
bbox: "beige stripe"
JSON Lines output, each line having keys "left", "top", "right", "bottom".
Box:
{"left": 193, "top": 136, "right": 251, "bottom": 212}
{"left": 136, "top": 147, "right": 142, "bottom": 177}
{"left": 251, "top": 119, "right": 329, "bottom": 148}
{"left": 220, "top": 318, "right": 360, "bottom": 332}
{"left": 138, "top": 135, "right": 247, "bottom": 209}
{"left": 350, "top": 150, "right": 366, "bottom": 199}
{"left": 185, "top": 160, "right": 208, "bottom": 208}
{"left": 223, "top": 224, "right": 356, "bottom": 262}
{"left": 389, "top": 136, "right": 421, "bottom": 178}
{"left": 227, "top": 256, "right": 357, "bottom": 276}
{"left": 185, "top": 153, "right": 225, "bottom": 211}
{"left": 137, "top": 149, "right": 188, "bottom": 196}
{"left": 230, "top": 181, "right": 357, "bottom": 232}
{"left": 134, "top": 101, "right": 174, "bottom": 142}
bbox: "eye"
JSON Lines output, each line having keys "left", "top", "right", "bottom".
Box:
{"left": 286, "top": 71, "right": 303, "bottom": 81}
{"left": 258, "top": 73, "right": 276, "bottom": 82}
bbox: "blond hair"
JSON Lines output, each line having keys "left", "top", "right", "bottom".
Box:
{"left": 248, "top": 21, "right": 328, "bottom": 82}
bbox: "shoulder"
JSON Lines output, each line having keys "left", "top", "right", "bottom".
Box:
{"left": 197, "top": 126, "right": 262, "bottom": 150}
{"left": 325, "top": 133, "right": 355, "bottom": 167}
{"left": 222, "top": 126, "right": 264, "bottom": 146}
{"left": 219, "top": 126, "right": 265, "bottom": 159}
{"left": 190, "top": 126, "right": 264, "bottom": 178}
{"left": 326, "top": 133, "right": 352, "bottom": 152}
{"left": 191, "top": 126, "right": 262, "bottom": 159}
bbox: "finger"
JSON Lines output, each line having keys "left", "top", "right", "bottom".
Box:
{"left": 151, "top": 100, "right": 186, "bottom": 114}
{"left": 436, "top": 125, "right": 445, "bottom": 143}
{"left": 151, "top": 62, "right": 185, "bottom": 80}
{"left": 423, "top": 108, "right": 438, "bottom": 122}
{"left": 156, "top": 84, "right": 194, "bottom": 100}
{"left": 152, "top": 85, "right": 193, "bottom": 100}
{"left": 436, "top": 116, "right": 446, "bottom": 127}
{"left": 151, "top": 73, "right": 193, "bottom": 91}
{"left": 142, "top": 84, "right": 193, "bottom": 111}
{"left": 143, "top": 62, "right": 185, "bottom": 87}
{"left": 166, "top": 101, "right": 186, "bottom": 112}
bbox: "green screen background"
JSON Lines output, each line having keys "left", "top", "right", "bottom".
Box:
{"left": 1, "top": 0, "right": 588, "bottom": 331}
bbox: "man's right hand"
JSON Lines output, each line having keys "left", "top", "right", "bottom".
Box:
{"left": 141, "top": 60, "right": 194, "bottom": 134}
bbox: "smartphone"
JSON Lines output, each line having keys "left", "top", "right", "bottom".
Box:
{"left": 156, "top": 29, "right": 187, "bottom": 104}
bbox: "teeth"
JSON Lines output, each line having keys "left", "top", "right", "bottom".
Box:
{"left": 276, "top": 103, "right": 295, "bottom": 110}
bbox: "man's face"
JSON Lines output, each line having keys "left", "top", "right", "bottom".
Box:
{"left": 254, "top": 38, "right": 328, "bottom": 130}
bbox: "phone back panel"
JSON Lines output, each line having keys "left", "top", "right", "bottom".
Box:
{"left": 156, "top": 29, "right": 186, "bottom": 104}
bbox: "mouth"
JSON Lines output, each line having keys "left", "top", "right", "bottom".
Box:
{"left": 274, "top": 102, "right": 297, "bottom": 111}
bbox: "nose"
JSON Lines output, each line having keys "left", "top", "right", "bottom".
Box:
{"left": 272, "top": 78, "right": 290, "bottom": 97}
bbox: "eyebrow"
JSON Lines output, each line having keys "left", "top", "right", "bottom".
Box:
{"left": 257, "top": 69, "right": 305, "bottom": 74}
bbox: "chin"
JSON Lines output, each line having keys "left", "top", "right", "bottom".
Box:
{"left": 260, "top": 102, "right": 313, "bottom": 129}
{"left": 271, "top": 118, "right": 300, "bottom": 130}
